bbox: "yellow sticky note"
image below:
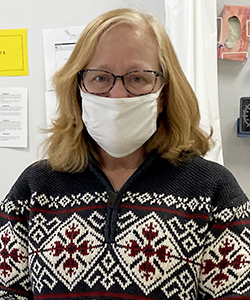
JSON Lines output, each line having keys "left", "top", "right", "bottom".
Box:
{"left": 0, "top": 28, "right": 29, "bottom": 76}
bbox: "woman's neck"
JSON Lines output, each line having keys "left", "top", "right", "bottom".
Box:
{"left": 99, "top": 146, "right": 146, "bottom": 191}
{"left": 99, "top": 146, "right": 146, "bottom": 170}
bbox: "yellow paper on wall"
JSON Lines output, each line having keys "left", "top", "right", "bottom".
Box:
{"left": 0, "top": 28, "right": 29, "bottom": 76}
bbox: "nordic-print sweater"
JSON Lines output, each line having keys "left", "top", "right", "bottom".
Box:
{"left": 0, "top": 153, "right": 250, "bottom": 300}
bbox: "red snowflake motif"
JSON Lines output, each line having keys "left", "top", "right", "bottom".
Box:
{"left": 202, "top": 238, "right": 248, "bottom": 287}
{"left": 50, "top": 223, "right": 93, "bottom": 277}
{"left": 124, "top": 222, "right": 172, "bottom": 281}
{"left": 0, "top": 232, "right": 27, "bottom": 277}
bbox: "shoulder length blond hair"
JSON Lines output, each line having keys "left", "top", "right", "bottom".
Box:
{"left": 45, "top": 8, "right": 212, "bottom": 172}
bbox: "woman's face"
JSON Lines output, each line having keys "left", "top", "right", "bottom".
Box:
{"left": 86, "top": 23, "right": 163, "bottom": 111}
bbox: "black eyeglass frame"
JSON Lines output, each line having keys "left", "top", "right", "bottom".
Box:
{"left": 77, "top": 69, "right": 163, "bottom": 96}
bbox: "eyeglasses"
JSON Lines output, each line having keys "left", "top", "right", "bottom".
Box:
{"left": 78, "top": 69, "right": 163, "bottom": 96}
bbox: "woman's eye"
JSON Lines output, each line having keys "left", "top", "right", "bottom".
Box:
{"left": 95, "top": 75, "right": 106, "bottom": 82}
{"left": 132, "top": 76, "right": 143, "bottom": 82}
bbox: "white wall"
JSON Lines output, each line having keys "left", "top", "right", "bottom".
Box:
{"left": 0, "top": 0, "right": 165, "bottom": 200}
{"left": 217, "top": 0, "right": 250, "bottom": 198}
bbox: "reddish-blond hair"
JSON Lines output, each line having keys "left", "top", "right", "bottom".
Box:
{"left": 45, "top": 8, "right": 212, "bottom": 172}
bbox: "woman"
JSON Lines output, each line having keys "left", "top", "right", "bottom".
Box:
{"left": 0, "top": 8, "right": 249, "bottom": 300}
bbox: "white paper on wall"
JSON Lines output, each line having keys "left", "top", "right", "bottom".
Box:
{"left": 43, "top": 26, "right": 85, "bottom": 127}
{"left": 0, "top": 87, "right": 28, "bottom": 148}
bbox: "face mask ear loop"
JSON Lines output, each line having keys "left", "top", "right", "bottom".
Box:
{"left": 155, "top": 85, "right": 165, "bottom": 114}
{"left": 78, "top": 84, "right": 83, "bottom": 94}
{"left": 154, "top": 86, "right": 164, "bottom": 99}
{"left": 79, "top": 88, "right": 85, "bottom": 120}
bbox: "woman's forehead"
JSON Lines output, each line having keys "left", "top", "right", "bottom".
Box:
{"left": 87, "top": 24, "right": 159, "bottom": 71}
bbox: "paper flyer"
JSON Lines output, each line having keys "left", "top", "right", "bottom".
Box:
{"left": 0, "top": 28, "right": 29, "bottom": 76}
{"left": 0, "top": 87, "right": 28, "bottom": 147}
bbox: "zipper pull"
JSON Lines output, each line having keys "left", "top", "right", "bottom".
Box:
{"left": 107, "top": 191, "right": 118, "bottom": 208}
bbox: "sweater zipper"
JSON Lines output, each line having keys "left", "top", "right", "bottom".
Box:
{"left": 105, "top": 190, "right": 118, "bottom": 243}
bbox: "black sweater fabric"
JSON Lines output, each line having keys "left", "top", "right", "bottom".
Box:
{"left": 0, "top": 153, "right": 249, "bottom": 300}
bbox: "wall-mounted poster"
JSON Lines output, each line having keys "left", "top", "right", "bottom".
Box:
{"left": 0, "top": 29, "right": 29, "bottom": 76}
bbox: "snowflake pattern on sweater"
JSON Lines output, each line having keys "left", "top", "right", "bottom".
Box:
{"left": 0, "top": 154, "right": 250, "bottom": 300}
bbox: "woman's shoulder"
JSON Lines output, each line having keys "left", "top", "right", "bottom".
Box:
{"left": 185, "top": 155, "right": 249, "bottom": 207}
{"left": 173, "top": 155, "right": 237, "bottom": 181}
{"left": 16, "top": 159, "right": 54, "bottom": 182}
{"left": 8, "top": 159, "right": 93, "bottom": 199}
{"left": 154, "top": 154, "right": 248, "bottom": 209}
{"left": 4, "top": 160, "right": 51, "bottom": 198}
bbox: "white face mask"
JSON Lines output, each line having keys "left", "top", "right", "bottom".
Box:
{"left": 80, "top": 89, "right": 162, "bottom": 158}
